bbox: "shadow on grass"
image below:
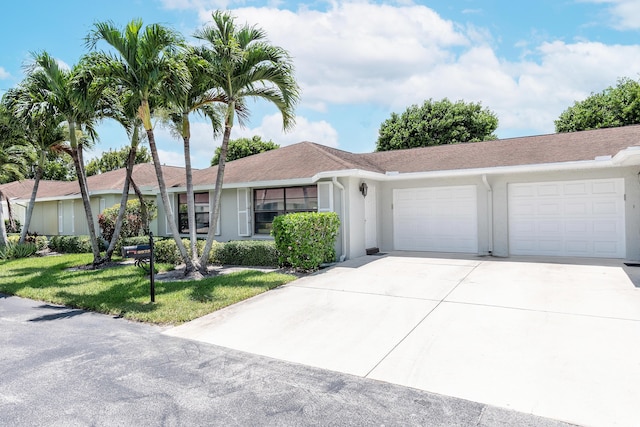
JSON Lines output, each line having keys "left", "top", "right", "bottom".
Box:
{"left": 187, "top": 270, "right": 286, "bottom": 303}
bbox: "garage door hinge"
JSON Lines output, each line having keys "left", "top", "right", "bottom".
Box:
{"left": 624, "top": 194, "right": 627, "bottom": 201}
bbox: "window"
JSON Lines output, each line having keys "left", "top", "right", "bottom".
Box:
{"left": 254, "top": 186, "right": 318, "bottom": 234}
{"left": 178, "top": 192, "right": 210, "bottom": 234}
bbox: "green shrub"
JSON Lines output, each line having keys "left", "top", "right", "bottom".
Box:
{"left": 153, "top": 238, "right": 183, "bottom": 265}
{"left": 6, "top": 233, "right": 47, "bottom": 251}
{"left": 271, "top": 212, "right": 340, "bottom": 271}
{"left": 48, "top": 235, "right": 106, "bottom": 254}
{"left": 98, "top": 199, "right": 157, "bottom": 242}
{"left": 214, "top": 240, "right": 278, "bottom": 266}
{"left": 0, "top": 242, "right": 38, "bottom": 260}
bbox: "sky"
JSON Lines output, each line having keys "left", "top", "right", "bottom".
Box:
{"left": 2, "top": 0, "right": 640, "bottom": 169}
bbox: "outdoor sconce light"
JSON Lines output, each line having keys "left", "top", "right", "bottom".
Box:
{"left": 359, "top": 182, "right": 368, "bottom": 197}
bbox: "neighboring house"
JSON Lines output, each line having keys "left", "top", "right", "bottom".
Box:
{"left": 4, "top": 124, "right": 640, "bottom": 261}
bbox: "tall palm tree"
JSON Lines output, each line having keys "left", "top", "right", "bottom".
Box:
{"left": 86, "top": 19, "right": 197, "bottom": 271}
{"left": 194, "top": 11, "right": 300, "bottom": 271}
{"left": 3, "top": 83, "right": 67, "bottom": 244}
{"left": 162, "top": 47, "right": 225, "bottom": 263}
{"left": 22, "top": 51, "right": 106, "bottom": 265}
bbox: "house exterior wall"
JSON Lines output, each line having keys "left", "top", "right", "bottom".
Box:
{"left": 376, "top": 166, "right": 640, "bottom": 261}
{"left": 32, "top": 201, "right": 58, "bottom": 235}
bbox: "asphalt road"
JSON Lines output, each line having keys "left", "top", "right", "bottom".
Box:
{"left": 0, "top": 294, "right": 573, "bottom": 426}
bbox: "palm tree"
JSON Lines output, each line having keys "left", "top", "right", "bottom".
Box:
{"left": 22, "top": 51, "right": 106, "bottom": 265}
{"left": 0, "top": 104, "right": 29, "bottom": 246}
{"left": 194, "top": 11, "right": 300, "bottom": 271}
{"left": 161, "top": 47, "right": 225, "bottom": 264}
{"left": 86, "top": 19, "right": 197, "bottom": 272}
{"left": 3, "top": 83, "right": 67, "bottom": 244}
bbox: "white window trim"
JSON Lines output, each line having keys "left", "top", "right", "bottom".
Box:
{"left": 317, "top": 181, "right": 334, "bottom": 212}
{"left": 237, "top": 188, "right": 251, "bottom": 237}
{"left": 58, "top": 201, "right": 63, "bottom": 234}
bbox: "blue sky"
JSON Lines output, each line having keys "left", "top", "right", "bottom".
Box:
{"left": 2, "top": 0, "right": 640, "bottom": 169}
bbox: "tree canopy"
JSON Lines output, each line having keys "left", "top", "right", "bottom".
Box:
{"left": 86, "top": 145, "right": 152, "bottom": 176}
{"left": 376, "top": 98, "right": 498, "bottom": 151}
{"left": 210, "top": 136, "right": 279, "bottom": 166}
{"left": 555, "top": 77, "right": 640, "bottom": 133}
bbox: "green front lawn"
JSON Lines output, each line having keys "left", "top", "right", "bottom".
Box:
{"left": 0, "top": 254, "right": 296, "bottom": 324}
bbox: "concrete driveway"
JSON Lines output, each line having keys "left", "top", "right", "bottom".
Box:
{"left": 165, "top": 252, "right": 640, "bottom": 427}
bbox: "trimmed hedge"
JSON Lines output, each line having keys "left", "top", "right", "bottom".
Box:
{"left": 214, "top": 240, "right": 278, "bottom": 267}
{"left": 272, "top": 212, "right": 340, "bottom": 271}
{"left": 49, "top": 235, "right": 106, "bottom": 254}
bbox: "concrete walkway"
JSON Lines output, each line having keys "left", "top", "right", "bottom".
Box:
{"left": 165, "top": 252, "right": 640, "bottom": 427}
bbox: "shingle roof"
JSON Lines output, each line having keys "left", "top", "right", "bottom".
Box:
{"left": 3, "top": 125, "right": 640, "bottom": 199}
{"left": 0, "top": 164, "right": 185, "bottom": 201}
{"left": 188, "top": 142, "right": 385, "bottom": 187}
{"left": 362, "top": 125, "right": 640, "bottom": 173}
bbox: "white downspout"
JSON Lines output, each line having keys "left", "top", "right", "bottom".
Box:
{"left": 332, "top": 177, "right": 347, "bottom": 262}
{"left": 482, "top": 174, "right": 493, "bottom": 255}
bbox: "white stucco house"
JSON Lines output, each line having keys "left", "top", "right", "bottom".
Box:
{"left": 4, "top": 124, "right": 640, "bottom": 261}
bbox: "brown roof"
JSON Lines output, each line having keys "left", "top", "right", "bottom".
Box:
{"left": 362, "top": 125, "right": 640, "bottom": 173}
{"left": 189, "top": 142, "right": 385, "bottom": 187}
{"left": 85, "top": 163, "right": 186, "bottom": 191}
{"left": 0, "top": 164, "right": 184, "bottom": 201}
{"left": 3, "top": 125, "right": 640, "bottom": 198}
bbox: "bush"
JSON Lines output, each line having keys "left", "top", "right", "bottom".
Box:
{"left": 4, "top": 218, "right": 21, "bottom": 234}
{"left": 98, "top": 199, "right": 157, "bottom": 242}
{"left": 48, "top": 235, "right": 106, "bottom": 254}
{"left": 0, "top": 242, "right": 38, "bottom": 260}
{"left": 7, "top": 233, "right": 48, "bottom": 251}
{"left": 271, "top": 212, "right": 340, "bottom": 271}
{"left": 213, "top": 240, "right": 278, "bottom": 266}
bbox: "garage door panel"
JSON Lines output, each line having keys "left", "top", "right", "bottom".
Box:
{"left": 509, "top": 179, "right": 625, "bottom": 258}
{"left": 538, "top": 183, "right": 562, "bottom": 196}
{"left": 393, "top": 186, "right": 478, "bottom": 253}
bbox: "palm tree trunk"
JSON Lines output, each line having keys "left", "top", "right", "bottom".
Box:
{"left": 19, "top": 160, "right": 43, "bottom": 244}
{"left": 199, "top": 123, "right": 232, "bottom": 271}
{"left": 69, "top": 122, "right": 103, "bottom": 266}
{"left": 182, "top": 113, "right": 198, "bottom": 262}
{"left": 103, "top": 137, "right": 138, "bottom": 261}
{"left": 130, "top": 178, "right": 149, "bottom": 233}
{"left": 146, "top": 128, "right": 195, "bottom": 272}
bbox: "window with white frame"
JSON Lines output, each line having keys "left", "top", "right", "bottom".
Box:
{"left": 253, "top": 186, "right": 318, "bottom": 234}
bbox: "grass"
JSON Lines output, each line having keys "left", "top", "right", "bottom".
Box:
{"left": 0, "top": 254, "right": 297, "bottom": 324}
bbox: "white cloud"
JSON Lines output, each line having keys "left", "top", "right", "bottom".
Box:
{"left": 0, "top": 67, "right": 10, "bottom": 79}
{"left": 173, "top": 1, "right": 640, "bottom": 139}
{"left": 231, "top": 114, "right": 339, "bottom": 148}
{"left": 580, "top": 0, "right": 640, "bottom": 30}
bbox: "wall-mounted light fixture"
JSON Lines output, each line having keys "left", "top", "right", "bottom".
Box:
{"left": 359, "top": 182, "right": 368, "bottom": 197}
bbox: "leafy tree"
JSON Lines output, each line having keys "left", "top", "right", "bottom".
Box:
{"left": 211, "top": 136, "right": 279, "bottom": 166}
{"left": 195, "top": 11, "right": 300, "bottom": 272}
{"left": 86, "top": 19, "right": 196, "bottom": 271}
{"left": 34, "top": 152, "right": 77, "bottom": 181}
{"left": 555, "top": 77, "right": 640, "bottom": 132}
{"left": 376, "top": 98, "right": 498, "bottom": 151}
{"left": 0, "top": 104, "right": 29, "bottom": 246}
{"left": 21, "top": 51, "right": 109, "bottom": 265}
{"left": 85, "top": 145, "right": 152, "bottom": 176}
{"left": 3, "top": 81, "right": 67, "bottom": 243}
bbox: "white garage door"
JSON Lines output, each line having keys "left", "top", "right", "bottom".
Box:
{"left": 508, "top": 179, "right": 625, "bottom": 258}
{"left": 393, "top": 185, "right": 478, "bottom": 253}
